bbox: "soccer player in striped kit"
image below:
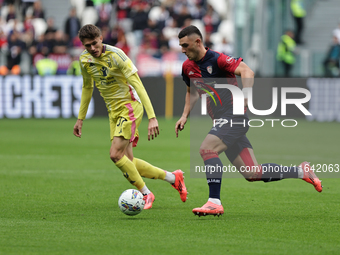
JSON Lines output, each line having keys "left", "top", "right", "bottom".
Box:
{"left": 175, "top": 25, "right": 322, "bottom": 217}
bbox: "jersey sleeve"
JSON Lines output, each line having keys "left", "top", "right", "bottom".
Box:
{"left": 217, "top": 54, "right": 243, "bottom": 74}
{"left": 127, "top": 73, "right": 156, "bottom": 119}
{"left": 77, "top": 87, "right": 93, "bottom": 120}
{"left": 113, "top": 48, "right": 138, "bottom": 79}
{"left": 79, "top": 57, "right": 94, "bottom": 89}
{"left": 78, "top": 56, "right": 94, "bottom": 119}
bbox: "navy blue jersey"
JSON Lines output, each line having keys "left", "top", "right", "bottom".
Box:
{"left": 182, "top": 48, "right": 245, "bottom": 119}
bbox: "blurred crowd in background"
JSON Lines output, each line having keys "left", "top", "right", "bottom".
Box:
{"left": 0, "top": 0, "right": 339, "bottom": 77}
{"left": 0, "top": 0, "right": 234, "bottom": 76}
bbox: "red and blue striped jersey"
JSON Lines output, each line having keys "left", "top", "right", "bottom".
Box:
{"left": 181, "top": 48, "right": 243, "bottom": 119}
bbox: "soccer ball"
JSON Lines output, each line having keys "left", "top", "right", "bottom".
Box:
{"left": 118, "top": 189, "right": 145, "bottom": 216}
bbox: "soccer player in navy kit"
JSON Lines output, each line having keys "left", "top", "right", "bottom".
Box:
{"left": 175, "top": 25, "right": 322, "bottom": 217}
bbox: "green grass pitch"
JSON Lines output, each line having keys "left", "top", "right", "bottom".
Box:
{"left": 0, "top": 118, "right": 339, "bottom": 255}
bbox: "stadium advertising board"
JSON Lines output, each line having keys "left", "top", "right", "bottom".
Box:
{"left": 0, "top": 76, "right": 339, "bottom": 120}
{"left": 0, "top": 76, "right": 94, "bottom": 119}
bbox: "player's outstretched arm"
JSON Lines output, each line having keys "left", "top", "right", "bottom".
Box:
{"left": 73, "top": 119, "right": 83, "bottom": 138}
{"left": 175, "top": 86, "right": 199, "bottom": 137}
{"left": 148, "top": 117, "right": 159, "bottom": 141}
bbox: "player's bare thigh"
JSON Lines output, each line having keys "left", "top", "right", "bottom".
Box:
{"left": 232, "top": 148, "right": 259, "bottom": 179}
{"left": 200, "top": 134, "right": 228, "bottom": 154}
{"left": 110, "top": 136, "right": 130, "bottom": 162}
{"left": 124, "top": 142, "right": 134, "bottom": 161}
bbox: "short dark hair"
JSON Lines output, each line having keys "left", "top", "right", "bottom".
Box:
{"left": 178, "top": 25, "right": 203, "bottom": 40}
{"left": 78, "top": 24, "right": 101, "bottom": 42}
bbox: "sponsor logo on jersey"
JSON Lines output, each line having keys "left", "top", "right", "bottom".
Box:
{"left": 188, "top": 71, "right": 195, "bottom": 75}
{"left": 226, "top": 56, "right": 234, "bottom": 64}
{"left": 100, "top": 67, "right": 108, "bottom": 77}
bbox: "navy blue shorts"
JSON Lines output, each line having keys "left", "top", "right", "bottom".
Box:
{"left": 208, "top": 116, "right": 253, "bottom": 163}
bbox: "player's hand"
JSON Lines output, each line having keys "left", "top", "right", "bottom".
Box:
{"left": 73, "top": 119, "right": 83, "bottom": 138}
{"left": 148, "top": 117, "right": 159, "bottom": 141}
{"left": 175, "top": 116, "right": 187, "bottom": 138}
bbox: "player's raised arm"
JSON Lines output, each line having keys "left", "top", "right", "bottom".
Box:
{"left": 175, "top": 86, "right": 199, "bottom": 137}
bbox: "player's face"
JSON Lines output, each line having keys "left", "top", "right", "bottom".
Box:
{"left": 179, "top": 35, "right": 201, "bottom": 61}
{"left": 82, "top": 36, "right": 103, "bottom": 58}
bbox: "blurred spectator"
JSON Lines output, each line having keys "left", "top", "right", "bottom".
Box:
{"left": 21, "top": 26, "right": 34, "bottom": 49}
{"left": 113, "top": 26, "right": 130, "bottom": 55}
{"left": 28, "top": 33, "right": 45, "bottom": 70}
{"left": 153, "top": 31, "right": 169, "bottom": 59}
{"left": 31, "top": 0, "right": 45, "bottom": 19}
{"left": 21, "top": 0, "right": 35, "bottom": 19}
{"left": 6, "top": 30, "right": 25, "bottom": 74}
{"left": 0, "top": 0, "right": 232, "bottom": 76}
{"left": 191, "top": 1, "right": 206, "bottom": 20}
{"left": 97, "top": 2, "right": 112, "bottom": 25}
{"left": 0, "top": 26, "right": 8, "bottom": 75}
{"left": 67, "top": 54, "right": 81, "bottom": 76}
{"left": 333, "top": 21, "right": 340, "bottom": 44}
{"left": 276, "top": 30, "right": 296, "bottom": 77}
{"left": 64, "top": 7, "right": 81, "bottom": 46}
{"left": 203, "top": 4, "right": 220, "bottom": 34}
{"left": 35, "top": 51, "right": 58, "bottom": 76}
{"left": 323, "top": 36, "right": 340, "bottom": 77}
{"left": 140, "top": 29, "right": 158, "bottom": 56}
{"left": 101, "top": 25, "right": 113, "bottom": 44}
{"left": 29, "top": 33, "right": 45, "bottom": 56}
{"left": 43, "top": 17, "right": 57, "bottom": 54}
{"left": 53, "top": 30, "right": 67, "bottom": 54}
{"left": 95, "top": 13, "right": 110, "bottom": 29}
{"left": 6, "top": 4, "right": 16, "bottom": 22}
{"left": 23, "top": 14, "right": 35, "bottom": 34}
{"left": 81, "top": 4, "right": 98, "bottom": 26}
{"left": 45, "top": 17, "right": 57, "bottom": 35}
{"left": 214, "top": 37, "right": 233, "bottom": 56}
{"left": 44, "top": 30, "right": 55, "bottom": 54}
{"left": 290, "top": 0, "right": 306, "bottom": 45}
{"left": 116, "top": 0, "right": 132, "bottom": 20}
{"left": 72, "top": 36, "right": 84, "bottom": 49}
{"left": 0, "top": 27, "right": 7, "bottom": 49}
{"left": 163, "top": 18, "right": 181, "bottom": 52}
{"left": 148, "top": 4, "right": 170, "bottom": 33}
{"left": 131, "top": 1, "right": 150, "bottom": 47}
{"left": 204, "top": 32, "right": 213, "bottom": 49}
{"left": 175, "top": 5, "right": 192, "bottom": 28}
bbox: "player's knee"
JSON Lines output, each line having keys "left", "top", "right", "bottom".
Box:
{"left": 199, "top": 148, "right": 206, "bottom": 158}
{"left": 110, "top": 150, "right": 124, "bottom": 163}
{"left": 199, "top": 149, "right": 218, "bottom": 161}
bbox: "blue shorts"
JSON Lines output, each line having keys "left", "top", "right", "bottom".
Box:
{"left": 208, "top": 116, "right": 253, "bottom": 163}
